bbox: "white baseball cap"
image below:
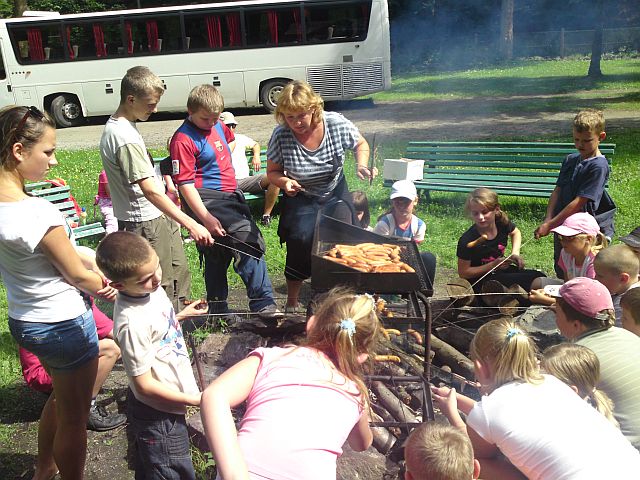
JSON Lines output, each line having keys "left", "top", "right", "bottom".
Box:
{"left": 390, "top": 180, "right": 417, "bottom": 200}
{"left": 220, "top": 111, "right": 237, "bottom": 126}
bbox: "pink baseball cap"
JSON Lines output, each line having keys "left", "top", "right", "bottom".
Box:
{"left": 556, "top": 277, "right": 613, "bottom": 318}
{"left": 551, "top": 212, "right": 600, "bottom": 237}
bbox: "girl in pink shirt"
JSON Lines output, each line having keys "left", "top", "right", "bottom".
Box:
{"left": 95, "top": 170, "right": 117, "bottom": 233}
{"left": 201, "top": 288, "right": 380, "bottom": 480}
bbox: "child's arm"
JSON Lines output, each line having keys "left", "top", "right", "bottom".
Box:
{"left": 249, "top": 139, "right": 262, "bottom": 172}
{"left": 200, "top": 355, "right": 261, "bottom": 480}
{"left": 178, "top": 184, "right": 226, "bottom": 236}
{"left": 458, "top": 257, "right": 511, "bottom": 279}
{"left": 508, "top": 227, "right": 525, "bottom": 269}
{"left": 137, "top": 177, "right": 214, "bottom": 245}
{"left": 536, "top": 189, "right": 588, "bottom": 238}
{"left": 163, "top": 174, "right": 178, "bottom": 196}
{"left": 528, "top": 289, "right": 556, "bottom": 306}
{"left": 131, "top": 371, "right": 201, "bottom": 409}
{"left": 347, "top": 409, "right": 373, "bottom": 452}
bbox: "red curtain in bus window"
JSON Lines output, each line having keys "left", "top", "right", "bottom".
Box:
{"left": 206, "top": 16, "right": 222, "bottom": 48}
{"left": 92, "top": 24, "right": 107, "bottom": 57}
{"left": 226, "top": 13, "right": 241, "bottom": 47}
{"left": 292, "top": 9, "right": 302, "bottom": 42}
{"left": 267, "top": 11, "right": 278, "bottom": 45}
{"left": 65, "top": 26, "right": 74, "bottom": 59}
{"left": 146, "top": 20, "right": 159, "bottom": 52}
{"left": 125, "top": 22, "right": 133, "bottom": 54}
{"left": 27, "top": 28, "right": 45, "bottom": 61}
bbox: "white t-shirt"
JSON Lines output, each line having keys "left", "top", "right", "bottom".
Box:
{"left": 231, "top": 133, "right": 256, "bottom": 180}
{"left": 113, "top": 287, "right": 199, "bottom": 414}
{"left": 0, "top": 197, "right": 87, "bottom": 322}
{"left": 467, "top": 375, "right": 640, "bottom": 479}
{"left": 100, "top": 116, "right": 162, "bottom": 222}
{"left": 373, "top": 213, "right": 426, "bottom": 242}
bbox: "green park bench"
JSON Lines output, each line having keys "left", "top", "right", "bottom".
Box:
{"left": 384, "top": 141, "right": 615, "bottom": 198}
{"left": 25, "top": 182, "right": 106, "bottom": 240}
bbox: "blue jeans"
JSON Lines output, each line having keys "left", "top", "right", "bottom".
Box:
{"left": 202, "top": 245, "right": 275, "bottom": 313}
{"left": 9, "top": 309, "right": 98, "bottom": 371}
{"left": 127, "top": 390, "right": 195, "bottom": 480}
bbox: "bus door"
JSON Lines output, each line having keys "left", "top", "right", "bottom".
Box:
{"left": 0, "top": 39, "right": 16, "bottom": 107}
{"left": 189, "top": 72, "right": 246, "bottom": 107}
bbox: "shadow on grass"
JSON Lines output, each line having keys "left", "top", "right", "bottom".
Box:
{"left": 0, "top": 451, "right": 37, "bottom": 480}
{"left": 390, "top": 73, "right": 640, "bottom": 98}
{"left": 0, "top": 382, "right": 47, "bottom": 424}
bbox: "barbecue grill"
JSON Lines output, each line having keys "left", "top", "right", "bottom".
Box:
{"left": 311, "top": 215, "right": 431, "bottom": 294}
{"left": 311, "top": 214, "right": 436, "bottom": 423}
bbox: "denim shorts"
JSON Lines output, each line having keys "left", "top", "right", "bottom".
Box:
{"left": 9, "top": 309, "right": 98, "bottom": 372}
{"left": 127, "top": 390, "right": 196, "bottom": 480}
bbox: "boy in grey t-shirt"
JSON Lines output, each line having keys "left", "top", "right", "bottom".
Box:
{"left": 96, "top": 231, "right": 205, "bottom": 479}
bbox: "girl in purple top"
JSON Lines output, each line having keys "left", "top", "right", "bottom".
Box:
{"left": 200, "top": 288, "right": 380, "bottom": 480}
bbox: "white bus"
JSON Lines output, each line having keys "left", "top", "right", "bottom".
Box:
{"left": 0, "top": 0, "right": 390, "bottom": 127}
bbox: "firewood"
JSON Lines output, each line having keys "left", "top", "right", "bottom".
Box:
{"left": 377, "top": 337, "right": 425, "bottom": 375}
{"left": 371, "top": 381, "right": 419, "bottom": 424}
{"left": 370, "top": 411, "right": 397, "bottom": 454}
{"left": 429, "top": 334, "right": 475, "bottom": 379}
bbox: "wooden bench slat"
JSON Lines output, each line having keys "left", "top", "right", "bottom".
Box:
{"left": 388, "top": 141, "right": 615, "bottom": 199}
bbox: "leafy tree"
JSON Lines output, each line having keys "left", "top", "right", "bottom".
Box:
{"left": 499, "top": 0, "right": 514, "bottom": 60}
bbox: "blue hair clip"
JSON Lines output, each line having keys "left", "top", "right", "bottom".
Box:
{"left": 340, "top": 318, "right": 356, "bottom": 340}
{"left": 505, "top": 327, "right": 523, "bottom": 340}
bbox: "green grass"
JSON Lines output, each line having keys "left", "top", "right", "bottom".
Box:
{"left": 373, "top": 58, "right": 640, "bottom": 112}
{"left": 1, "top": 57, "right": 639, "bottom": 477}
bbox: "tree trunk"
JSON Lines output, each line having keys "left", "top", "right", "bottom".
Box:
{"left": 13, "top": 0, "right": 28, "bottom": 17}
{"left": 499, "top": 0, "right": 514, "bottom": 61}
{"left": 588, "top": 0, "right": 605, "bottom": 77}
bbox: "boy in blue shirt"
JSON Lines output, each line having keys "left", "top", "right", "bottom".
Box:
{"left": 535, "top": 109, "right": 616, "bottom": 277}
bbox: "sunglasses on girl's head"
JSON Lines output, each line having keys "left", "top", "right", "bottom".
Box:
{"left": 15, "top": 106, "right": 44, "bottom": 135}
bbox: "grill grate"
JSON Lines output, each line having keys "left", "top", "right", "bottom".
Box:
{"left": 311, "top": 215, "right": 430, "bottom": 293}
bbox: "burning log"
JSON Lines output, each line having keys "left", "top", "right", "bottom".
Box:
{"left": 429, "top": 334, "right": 474, "bottom": 379}
{"left": 371, "top": 381, "right": 419, "bottom": 424}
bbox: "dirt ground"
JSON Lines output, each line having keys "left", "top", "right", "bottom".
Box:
{"left": 2, "top": 95, "right": 638, "bottom": 479}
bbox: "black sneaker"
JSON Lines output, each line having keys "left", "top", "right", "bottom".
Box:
{"left": 256, "top": 304, "right": 284, "bottom": 320}
{"left": 87, "top": 404, "right": 127, "bottom": 432}
{"left": 261, "top": 215, "right": 272, "bottom": 226}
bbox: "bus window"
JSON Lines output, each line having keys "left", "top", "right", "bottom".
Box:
{"left": 63, "top": 20, "right": 120, "bottom": 59}
{"left": 0, "top": 45, "right": 5, "bottom": 79}
{"left": 9, "top": 23, "right": 65, "bottom": 63}
{"left": 184, "top": 11, "right": 241, "bottom": 51}
{"left": 306, "top": 1, "right": 370, "bottom": 42}
{"left": 245, "top": 7, "right": 302, "bottom": 47}
{"left": 126, "top": 14, "right": 181, "bottom": 54}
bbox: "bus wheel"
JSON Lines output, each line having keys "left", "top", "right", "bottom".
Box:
{"left": 51, "top": 94, "right": 84, "bottom": 128}
{"left": 260, "top": 80, "right": 287, "bottom": 112}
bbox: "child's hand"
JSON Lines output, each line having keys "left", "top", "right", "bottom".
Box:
{"left": 529, "top": 288, "right": 555, "bottom": 305}
{"left": 510, "top": 254, "right": 525, "bottom": 269}
{"left": 96, "top": 282, "right": 118, "bottom": 302}
{"left": 535, "top": 222, "right": 551, "bottom": 239}
{"left": 177, "top": 299, "right": 208, "bottom": 321}
{"left": 431, "top": 385, "right": 458, "bottom": 420}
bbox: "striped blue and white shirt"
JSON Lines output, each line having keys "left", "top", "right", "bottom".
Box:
{"left": 267, "top": 111, "right": 360, "bottom": 196}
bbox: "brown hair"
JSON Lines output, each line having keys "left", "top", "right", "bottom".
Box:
{"left": 464, "top": 188, "right": 510, "bottom": 227}
{"left": 573, "top": 109, "right": 605, "bottom": 135}
{"left": 404, "top": 422, "right": 475, "bottom": 480}
{"left": 0, "top": 106, "right": 56, "bottom": 171}
{"left": 541, "top": 343, "right": 618, "bottom": 427}
{"left": 555, "top": 297, "right": 615, "bottom": 331}
{"left": 274, "top": 80, "right": 324, "bottom": 127}
{"left": 351, "top": 190, "right": 370, "bottom": 229}
{"left": 120, "top": 66, "right": 164, "bottom": 103}
{"left": 95, "top": 231, "right": 155, "bottom": 282}
{"left": 470, "top": 318, "right": 543, "bottom": 392}
{"left": 304, "top": 287, "right": 380, "bottom": 407}
{"left": 187, "top": 84, "right": 225, "bottom": 115}
{"left": 620, "top": 288, "right": 640, "bottom": 326}
{"left": 594, "top": 244, "right": 640, "bottom": 278}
